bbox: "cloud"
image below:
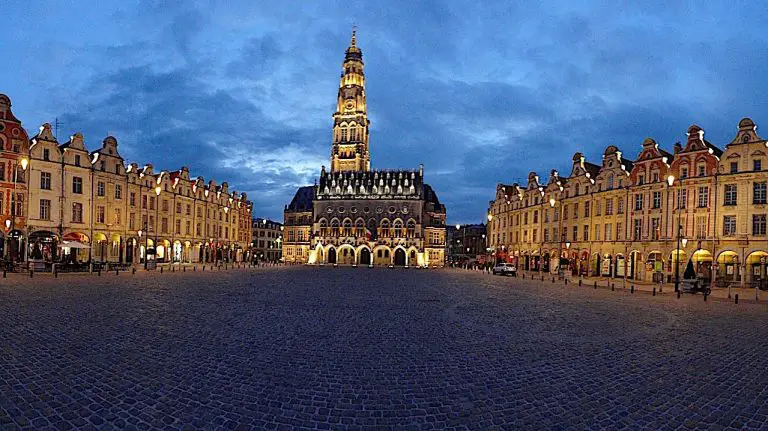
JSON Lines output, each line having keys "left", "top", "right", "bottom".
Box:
{"left": 3, "top": 0, "right": 768, "bottom": 223}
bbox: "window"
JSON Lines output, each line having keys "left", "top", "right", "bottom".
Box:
{"left": 697, "top": 186, "right": 709, "bottom": 208}
{"left": 572, "top": 226, "right": 578, "bottom": 242}
{"left": 652, "top": 172, "right": 659, "bottom": 183}
{"left": 115, "top": 184, "right": 122, "bottom": 199}
{"left": 72, "top": 203, "right": 83, "bottom": 223}
{"left": 130, "top": 192, "right": 136, "bottom": 206}
{"left": 162, "top": 218, "right": 168, "bottom": 233}
{"left": 617, "top": 199, "right": 624, "bottom": 214}
{"left": 634, "top": 194, "right": 644, "bottom": 211}
{"left": 97, "top": 181, "right": 105, "bottom": 197}
{"left": 724, "top": 184, "right": 737, "bottom": 206}
{"left": 677, "top": 189, "right": 687, "bottom": 209}
{"left": 616, "top": 222, "right": 623, "bottom": 240}
{"left": 523, "top": 213, "right": 528, "bottom": 225}
{"left": 697, "top": 164, "right": 706, "bottom": 177}
{"left": 39, "top": 199, "right": 51, "bottom": 220}
{"left": 129, "top": 213, "right": 135, "bottom": 230}
{"left": 72, "top": 177, "right": 83, "bottom": 194}
{"left": 594, "top": 224, "right": 600, "bottom": 241}
{"left": 162, "top": 200, "right": 169, "bottom": 212}
{"left": 40, "top": 172, "right": 51, "bottom": 190}
{"left": 543, "top": 228, "right": 549, "bottom": 242}
{"left": 695, "top": 216, "right": 706, "bottom": 239}
{"left": 0, "top": 164, "right": 4, "bottom": 181}
{"left": 176, "top": 202, "right": 182, "bottom": 214}
{"left": 544, "top": 210, "right": 549, "bottom": 223}
{"left": 115, "top": 163, "right": 121, "bottom": 174}
{"left": 607, "top": 175, "right": 614, "bottom": 190}
{"left": 605, "top": 199, "right": 613, "bottom": 215}
{"left": 723, "top": 216, "right": 736, "bottom": 236}
{"left": 533, "top": 210, "right": 538, "bottom": 224}
{"left": 74, "top": 155, "right": 81, "bottom": 167}
{"left": 633, "top": 219, "right": 642, "bottom": 241}
{"left": 150, "top": 196, "right": 156, "bottom": 210}
{"left": 573, "top": 203, "right": 578, "bottom": 218}
{"left": 652, "top": 191, "right": 661, "bottom": 209}
{"left": 114, "top": 208, "right": 121, "bottom": 225}
{"left": 730, "top": 162, "right": 738, "bottom": 174}
{"left": 583, "top": 225, "right": 589, "bottom": 241}
{"left": 43, "top": 148, "right": 50, "bottom": 161}
{"left": 754, "top": 159, "right": 762, "bottom": 172}
{"left": 186, "top": 204, "right": 191, "bottom": 216}
{"left": 186, "top": 220, "right": 191, "bottom": 235}
{"left": 754, "top": 182, "right": 767, "bottom": 204}
{"left": 175, "top": 219, "right": 181, "bottom": 234}
{"left": 563, "top": 204, "right": 569, "bottom": 220}
{"left": 651, "top": 217, "right": 660, "bottom": 240}
{"left": 638, "top": 174, "right": 645, "bottom": 185}
{"left": 753, "top": 214, "right": 767, "bottom": 236}
{"left": 96, "top": 206, "right": 105, "bottom": 223}
{"left": 681, "top": 167, "right": 689, "bottom": 179}
{"left": 605, "top": 223, "right": 612, "bottom": 241}
{"left": 584, "top": 202, "right": 590, "bottom": 217}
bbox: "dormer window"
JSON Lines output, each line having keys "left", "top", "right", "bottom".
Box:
{"left": 651, "top": 172, "right": 659, "bottom": 183}
{"left": 681, "top": 167, "right": 689, "bottom": 179}
{"left": 638, "top": 174, "right": 645, "bottom": 185}
{"left": 74, "top": 155, "right": 81, "bottom": 167}
{"left": 755, "top": 159, "right": 763, "bottom": 172}
{"left": 697, "top": 164, "right": 706, "bottom": 177}
{"left": 607, "top": 175, "right": 614, "bottom": 190}
{"left": 730, "top": 162, "right": 738, "bottom": 174}
{"left": 43, "top": 149, "right": 50, "bottom": 161}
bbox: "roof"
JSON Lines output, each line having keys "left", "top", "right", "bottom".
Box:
{"left": 423, "top": 183, "right": 445, "bottom": 211}
{"left": 286, "top": 186, "right": 315, "bottom": 212}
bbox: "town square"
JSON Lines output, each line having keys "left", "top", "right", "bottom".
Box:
{"left": 2, "top": 1, "right": 768, "bottom": 429}
{"left": 1, "top": 267, "right": 767, "bottom": 429}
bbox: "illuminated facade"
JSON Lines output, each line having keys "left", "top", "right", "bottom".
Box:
{"left": 251, "top": 217, "right": 283, "bottom": 262}
{"left": 0, "top": 96, "right": 254, "bottom": 267}
{"left": 283, "top": 30, "right": 447, "bottom": 267}
{"left": 487, "top": 119, "right": 768, "bottom": 289}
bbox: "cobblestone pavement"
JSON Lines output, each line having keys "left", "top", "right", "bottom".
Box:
{"left": 1, "top": 267, "right": 767, "bottom": 430}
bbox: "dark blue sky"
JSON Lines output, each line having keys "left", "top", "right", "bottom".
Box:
{"left": 2, "top": 1, "right": 767, "bottom": 223}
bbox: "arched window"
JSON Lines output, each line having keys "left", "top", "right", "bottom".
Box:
{"left": 331, "top": 219, "right": 340, "bottom": 237}
{"left": 407, "top": 219, "right": 416, "bottom": 238}
{"left": 355, "top": 219, "right": 365, "bottom": 236}
{"left": 380, "top": 219, "right": 391, "bottom": 238}
{"left": 607, "top": 174, "right": 614, "bottom": 190}
{"left": 393, "top": 219, "right": 404, "bottom": 238}
{"left": 319, "top": 219, "right": 328, "bottom": 237}
{"left": 343, "top": 219, "right": 352, "bottom": 237}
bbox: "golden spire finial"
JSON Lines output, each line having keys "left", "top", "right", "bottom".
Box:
{"left": 351, "top": 25, "right": 357, "bottom": 47}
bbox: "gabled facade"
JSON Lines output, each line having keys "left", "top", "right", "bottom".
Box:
{"left": 487, "top": 119, "right": 768, "bottom": 289}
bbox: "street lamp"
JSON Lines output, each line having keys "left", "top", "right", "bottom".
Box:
{"left": 138, "top": 229, "right": 148, "bottom": 270}
{"left": 154, "top": 186, "right": 161, "bottom": 263}
{"left": 669, "top": 175, "right": 686, "bottom": 293}
{"left": 9, "top": 157, "right": 29, "bottom": 262}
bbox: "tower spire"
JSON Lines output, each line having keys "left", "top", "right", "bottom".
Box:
{"left": 331, "top": 28, "right": 370, "bottom": 173}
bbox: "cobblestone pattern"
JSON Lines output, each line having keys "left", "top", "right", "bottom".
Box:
{"left": 1, "top": 267, "right": 767, "bottom": 430}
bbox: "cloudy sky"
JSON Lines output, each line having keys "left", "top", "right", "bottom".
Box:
{"left": 1, "top": 1, "right": 767, "bottom": 223}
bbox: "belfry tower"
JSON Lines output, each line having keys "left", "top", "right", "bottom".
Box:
{"left": 330, "top": 28, "right": 371, "bottom": 173}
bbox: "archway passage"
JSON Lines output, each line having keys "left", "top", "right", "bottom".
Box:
{"left": 394, "top": 249, "right": 406, "bottom": 266}
{"left": 327, "top": 248, "right": 337, "bottom": 264}
{"left": 338, "top": 247, "right": 355, "bottom": 265}
{"left": 373, "top": 248, "right": 391, "bottom": 266}
{"left": 359, "top": 248, "right": 371, "bottom": 265}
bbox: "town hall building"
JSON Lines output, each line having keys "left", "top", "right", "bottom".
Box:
{"left": 282, "top": 30, "right": 447, "bottom": 267}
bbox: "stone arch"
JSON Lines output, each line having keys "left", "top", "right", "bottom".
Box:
{"left": 357, "top": 245, "right": 372, "bottom": 266}
{"left": 342, "top": 218, "right": 353, "bottom": 237}
{"left": 337, "top": 244, "right": 356, "bottom": 265}
{"left": 326, "top": 246, "right": 337, "bottom": 264}
{"left": 393, "top": 245, "right": 407, "bottom": 266}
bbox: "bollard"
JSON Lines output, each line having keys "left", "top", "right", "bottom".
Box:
{"left": 594, "top": 281, "right": 597, "bottom": 289}
{"left": 552, "top": 277, "right": 555, "bottom": 283}
{"left": 202, "top": 265, "right": 205, "bottom": 272}
{"left": 735, "top": 294, "right": 739, "bottom": 304}
{"left": 677, "top": 291, "right": 681, "bottom": 299}
{"left": 541, "top": 275, "right": 544, "bottom": 282}
{"left": 2, "top": 269, "right": 5, "bottom": 278}
{"left": 578, "top": 279, "right": 582, "bottom": 287}
{"left": 183, "top": 266, "right": 186, "bottom": 272}
{"left": 194, "top": 266, "right": 196, "bottom": 272}
{"left": 653, "top": 287, "right": 656, "bottom": 296}
{"left": 97, "top": 270, "right": 101, "bottom": 277}
{"left": 704, "top": 293, "right": 708, "bottom": 302}
{"left": 55, "top": 270, "right": 58, "bottom": 278}
{"left": 160, "top": 267, "right": 163, "bottom": 274}
{"left": 611, "top": 284, "right": 614, "bottom": 292}
{"left": 132, "top": 267, "right": 136, "bottom": 275}
{"left": 30, "top": 270, "right": 33, "bottom": 278}
{"left": 564, "top": 278, "right": 568, "bottom": 285}
{"left": 116, "top": 269, "right": 119, "bottom": 276}
{"left": 522, "top": 273, "right": 525, "bottom": 279}
{"left": 631, "top": 285, "right": 634, "bottom": 294}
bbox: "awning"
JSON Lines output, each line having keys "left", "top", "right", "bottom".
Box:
{"left": 60, "top": 240, "right": 89, "bottom": 249}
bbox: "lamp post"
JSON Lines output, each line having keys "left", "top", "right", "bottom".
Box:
{"left": 486, "top": 214, "right": 493, "bottom": 264}
{"left": 669, "top": 175, "right": 685, "bottom": 293}
{"left": 138, "top": 229, "right": 147, "bottom": 270}
{"left": 4, "top": 219, "right": 10, "bottom": 261}
{"left": 10, "top": 157, "right": 29, "bottom": 262}
{"left": 154, "top": 186, "right": 161, "bottom": 263}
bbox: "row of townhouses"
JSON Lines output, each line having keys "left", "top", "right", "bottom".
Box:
{"left": 0, "top": 93, "right": 253, "bottom": 267}
{"left": 487, "top": 118, "right": 768, "bottom": 289}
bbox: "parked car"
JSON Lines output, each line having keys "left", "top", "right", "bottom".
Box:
{"left": 492, "top": 263, "right": 517, "bottom": 276}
